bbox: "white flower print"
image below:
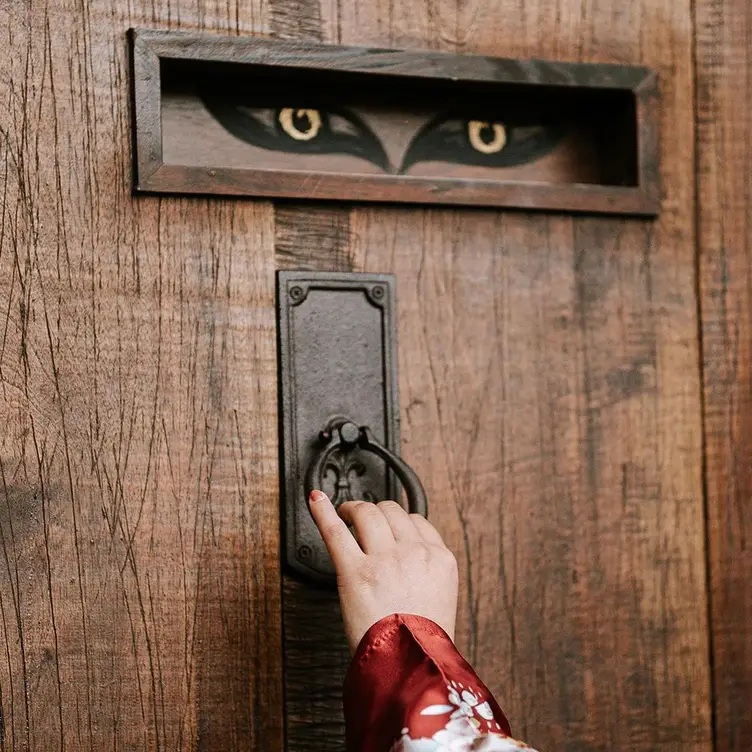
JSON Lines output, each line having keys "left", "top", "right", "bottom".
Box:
{"left": 476, "top": 702, "right": 495, "bottom": 721}
{"left": 424, "top": 683, "right": 496, "bottom": 729}
{"left": 391, "top": 729, "right": 536, "bottom": 752}
{"left": 392, "top": 738, "right": 440, "bottom": 751}
{"left": 471, "top": 739, "right": 536, "bottom": 751}
{"left": 395, "top": 683, "right": 539, "bottom": 752}
{"left": 421, "top": 705, "right": 456, "bottom": 716}
{"left": 433, "top": 717, "right": 478, "bottom": 744}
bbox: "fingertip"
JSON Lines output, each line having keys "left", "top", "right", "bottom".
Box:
{"left": 309, "top": 489, "right": 329, "bottom": 505}
{"left": 309, "top": 490, "right": 335, "bottom": 529}
{"left": 308, "top": 492, "right": 363, "bottom": 567}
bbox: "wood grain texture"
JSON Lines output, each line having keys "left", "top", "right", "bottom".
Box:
{"left": 0, "top": 2, "right": 282, "bottom": 751}
{"left": 696, "top": 1, "right": 752, "bottom": 750}
{"left": 281, "top": 578, "right": 349, "bottom": 752}
{"left": 341, "top": 2, "right": 710, "bottom": 752}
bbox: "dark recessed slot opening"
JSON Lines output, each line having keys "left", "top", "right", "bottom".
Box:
{"left": 159, "top": 57, "right": 639, "bottom": 188}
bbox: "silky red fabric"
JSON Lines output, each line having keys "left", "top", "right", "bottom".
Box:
{"left": 344, "top": 614, "right": 513, "bottom": 752}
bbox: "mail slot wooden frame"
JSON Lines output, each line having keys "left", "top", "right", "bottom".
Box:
{"left": 130, "top": 28, "right": 661, "bottom": 216}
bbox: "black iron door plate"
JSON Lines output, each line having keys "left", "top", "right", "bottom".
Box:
{"left": 277, "top": 271, "right": 411, "bottom": 585}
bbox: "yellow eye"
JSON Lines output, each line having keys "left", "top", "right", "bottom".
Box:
{"left": 467, "top": 121, "right": 507, "bottom": 154}
{"left": 278, "top": 108, "right": 322, "bottom": 141}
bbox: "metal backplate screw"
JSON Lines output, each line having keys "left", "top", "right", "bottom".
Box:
{"left": 371, "top": 285, "right": 385, "bottom": 300}
{"left": 298, "top": 544, "right": 313, "bottom": 560}
{"left": 289, "top": 285, "right": 304, "bottom": 301}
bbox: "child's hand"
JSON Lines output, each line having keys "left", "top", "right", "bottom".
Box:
{"left": 309, "top": 490, "right": 459, "bottom": 654}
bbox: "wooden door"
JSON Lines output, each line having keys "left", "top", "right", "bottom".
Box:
{"left": 0, "top": 1, "right": 719, "bottom": 752}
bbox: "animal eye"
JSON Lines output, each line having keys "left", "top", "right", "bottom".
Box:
{"left": 401, "top": 114, "right": 562, "bottom": 173}
{"left": 278, "top": 108, "right": 322, "bottom": 141}
{"left": 467, "top": 120, "right": 507, "bottom": 154}
{"left": 200, "top": 94, "right": 391, "bottom": 171}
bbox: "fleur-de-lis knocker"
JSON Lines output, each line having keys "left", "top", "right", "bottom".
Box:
{"left": 305, "top": 418, "right": 427, "bottom": 519}
{"left": 323, "top": 452, "right": 377, "bottom": 506}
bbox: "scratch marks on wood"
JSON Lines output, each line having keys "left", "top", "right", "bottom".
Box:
{"left": 0, "top": 2, "right": 282, "bottom": 751}
{"left": 274, "top": 205, "right": 352, "bottom": 271}
{"left": 269, "top": 0, "right": 326, "bottom": 41}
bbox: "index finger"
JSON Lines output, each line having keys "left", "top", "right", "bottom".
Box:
{"left": 308, "top": 490, "right": 365, "bottom": 572}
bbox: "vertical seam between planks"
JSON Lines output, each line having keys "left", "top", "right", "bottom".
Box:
{"left": 690, "top": 0, "right": 719, "bottom": 749}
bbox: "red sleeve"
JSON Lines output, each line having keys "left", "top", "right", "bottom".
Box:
{"left": 343, "top": 613, "right": 539, "bottom": 752}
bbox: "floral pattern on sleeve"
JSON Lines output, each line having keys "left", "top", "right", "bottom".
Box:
{"left": 390, "top": 682, "right": 539, "bottom": 752}
{"left": 344, "top": 614, "right": 542, "bottom": 752}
